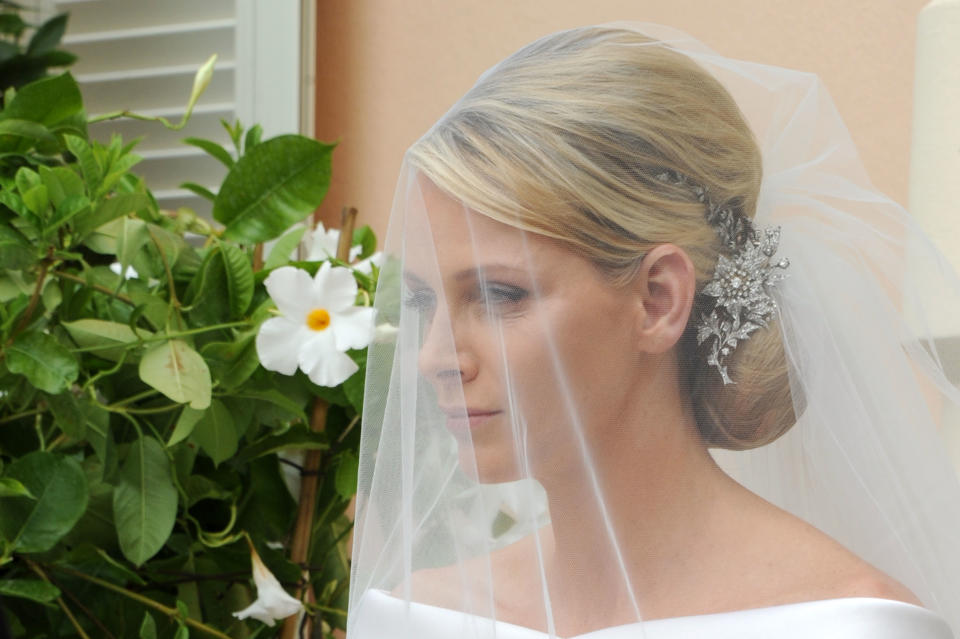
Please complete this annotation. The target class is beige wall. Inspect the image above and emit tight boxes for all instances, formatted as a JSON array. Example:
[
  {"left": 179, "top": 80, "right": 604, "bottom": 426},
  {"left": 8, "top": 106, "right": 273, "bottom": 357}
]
[{"left": 315, "top": 0, "right": 927, "bottom": 238}]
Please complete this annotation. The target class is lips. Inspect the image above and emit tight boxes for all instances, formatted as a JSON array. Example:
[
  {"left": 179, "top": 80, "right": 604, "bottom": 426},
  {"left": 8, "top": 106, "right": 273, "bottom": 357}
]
[{"left": 438, "top": 407, "right": 502, "bottom": 434}]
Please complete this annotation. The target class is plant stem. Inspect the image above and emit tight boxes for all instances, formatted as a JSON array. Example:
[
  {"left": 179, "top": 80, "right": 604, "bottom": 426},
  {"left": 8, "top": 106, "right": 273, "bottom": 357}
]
[
  {"left": 26, "top": 561, "right": 92, "bottom": 639},
  {"left": 147, "top": 225, "right": 179, "bottom": 306},
  {"left": 87, "top": 110, "right": 187, "bottom": 130},
  {"left": 70, "top": 320, "right": 250, "bottom": 354},
  {"left": 52, "top": 270, "right": 136, "bottom": 306},
  {"left": 10, "top": 257, "right": 50, "bottom": 340},
  {"left": 0, "top": 408, "right": 42, "bottom": 425},
  {"left": 106, "top": 388, "right": 160, "bottom": 409},
  {"left": 46, "top": 564, "right": 234, "bottom": 639}
]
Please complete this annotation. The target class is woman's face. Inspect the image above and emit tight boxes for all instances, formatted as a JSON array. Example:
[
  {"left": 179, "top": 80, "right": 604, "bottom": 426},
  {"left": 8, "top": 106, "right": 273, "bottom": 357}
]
[{"left": 403, "top": 182, "right": 650, "bottom": 483}]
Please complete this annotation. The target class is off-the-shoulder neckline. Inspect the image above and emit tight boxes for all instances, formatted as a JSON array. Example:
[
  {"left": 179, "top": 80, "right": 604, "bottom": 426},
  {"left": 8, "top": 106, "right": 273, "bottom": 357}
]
[{"left": 363, "top": 589, "right": 948, "bottom": 639}]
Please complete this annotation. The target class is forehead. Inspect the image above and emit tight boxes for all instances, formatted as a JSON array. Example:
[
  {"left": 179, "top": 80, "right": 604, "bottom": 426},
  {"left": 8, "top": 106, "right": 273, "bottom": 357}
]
[
  {"left": 419, "top": 179, "right": 526, "bottom": 248},
  {"left": 403, "top": 178, "right": 535, "bottom": 282}
]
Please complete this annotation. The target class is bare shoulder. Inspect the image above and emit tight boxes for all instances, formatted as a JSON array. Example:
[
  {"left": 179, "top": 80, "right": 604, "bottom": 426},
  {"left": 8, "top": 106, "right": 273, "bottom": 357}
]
[{"left": 737, "top": 498, "right": 922, "bottom": 608}]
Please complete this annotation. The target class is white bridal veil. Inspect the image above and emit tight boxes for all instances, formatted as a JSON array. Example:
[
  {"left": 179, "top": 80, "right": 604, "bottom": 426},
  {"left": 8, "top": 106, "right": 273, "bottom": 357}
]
[{"left": 347, "top": 23, "right": 960, "bottom": 638}]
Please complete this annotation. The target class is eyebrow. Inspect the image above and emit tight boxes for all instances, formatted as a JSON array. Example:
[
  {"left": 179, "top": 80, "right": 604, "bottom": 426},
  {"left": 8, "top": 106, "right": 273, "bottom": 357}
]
[{"left": 403, "top": 264, "right": 527, "bottom": 287}]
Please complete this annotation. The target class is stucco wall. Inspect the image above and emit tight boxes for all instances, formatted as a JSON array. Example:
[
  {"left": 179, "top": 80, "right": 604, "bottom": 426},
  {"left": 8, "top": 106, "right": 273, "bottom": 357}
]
[{"left": 314, "top": 1, "right": 927, "bottom": 237}]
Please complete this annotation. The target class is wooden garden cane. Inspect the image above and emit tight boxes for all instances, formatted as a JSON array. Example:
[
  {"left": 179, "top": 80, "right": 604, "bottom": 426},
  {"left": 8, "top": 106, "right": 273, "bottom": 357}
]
[{"left": 281, "top": 207, "right": 358, "bottom": 639}]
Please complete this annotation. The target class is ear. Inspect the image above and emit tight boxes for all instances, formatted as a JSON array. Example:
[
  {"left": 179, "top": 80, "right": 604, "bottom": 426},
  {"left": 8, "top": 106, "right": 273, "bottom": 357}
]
[{"left": 632, "top": 244, "right": 697, "bottom": 354}]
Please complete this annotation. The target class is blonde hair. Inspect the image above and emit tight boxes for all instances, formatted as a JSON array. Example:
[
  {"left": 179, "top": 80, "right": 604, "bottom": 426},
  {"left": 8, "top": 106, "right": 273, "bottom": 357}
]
[{"left": 407, "top": 26, "right": 796, "bottom": 449}]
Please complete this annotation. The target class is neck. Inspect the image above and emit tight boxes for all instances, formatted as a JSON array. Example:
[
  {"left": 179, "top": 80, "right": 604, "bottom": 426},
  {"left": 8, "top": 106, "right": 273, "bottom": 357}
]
[{"left": 536, "top": 363, "right": 739, "bottom": 630}]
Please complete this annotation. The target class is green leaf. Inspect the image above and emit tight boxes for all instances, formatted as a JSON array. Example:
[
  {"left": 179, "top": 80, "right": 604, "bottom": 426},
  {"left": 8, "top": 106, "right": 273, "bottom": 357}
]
[
  {"left": 97, "top": 152, "right": 143, "bottom": 198},
  {"left": 190, "top": 399, "right": 237, "bottom": 467},
  {"left": 138, "top": 611, "right": 157, "bottom": 639},
  {"left": 343, "top": 354, "right": 366, "bottom": 414},
  {"left": 6, "top": 330, "right": 79, "bottom": 394},
  {"left": 27, "top": 13, "right": 68, "bottom": 56},
  {"left": 335, "top": 451, "right": 359, "bottom": 499},
  {"left": 0, "top": 451, "right": 88, "bottom": 553},
  {"left": 21, "top": 184, "right": 48, "bottom": 216},
  {"left": 353, "top": 224, "right": 378, "bottom": 259},
  {"left": 184, "top": 248, "right": 229, "bottom": 325},
  {"left": 182, "top": 136, "right": 234, "bottom": 168},
  {"left": 38, "top": 165, "right": 84, "bottom": 209},
  {"left": 46, "top": 391, "right": 87, "bottom": 439},
  {"left": 62, "top": 318, "right": 150, "bottom": 361},
  {"left": 126, "top": 280, "right": 168, "bottom": 330},
  {"left": 0, "top": 190, "right": 38, "bottom": 229},
  {"left": 74, "top": 192, "right": 150, "bottom": 239},
  {"left": 139, "top": 340, "right": 212, "bottom": 409},
  {"left": 0, "top": 223, "right": 34, "bottom": 269},
  {"left": 0, "top": 118, "right": 56, "bottom": 147},
  {"left": 0, "top": 72, "right": 83, "bottom": 129},
  {"left": 264, "top": 225, "right": 305, "bottom": 270},
  {"left": 84, "top": 403, "right": 115, "bottom": 481},
  {"left": 242, "top": 388, "right": 308, "bottom": 424},
  {"left": 202, "top": 334, "right": 259, "bottom": 390},
  {"left": 0, "top": 13, "right": 27, "bottom": 36},
  {"left": 215, "top": 135, "right": 335, "bottom": 243},
  {"left": 220, "top": 242, "right": 253, "bottom": 316},
  {"left": 167, "top": 406, "right": 204, "bottom": 447},
  {"left": 243, "top": 124, "right": 262, "bottom": 153},
  {"left": 115, "top": 216, "right": 149, "bottom": 277},
  {"left": 0, "top": 478, "right": 35, "bottom": 499},
  {"left": 113, "top": 435, "right": 178, "bottom": 566},
  {"left": 180, "top": 181, "right": 215, "bottom": 202},
  {"left": 45, "top": 193, "right": 90, "bottom": 235},
  {"left": 0, "top": 578, "right": 60, "bottom": 604},
  {"left": 64, "top": 134, "right": 102, "bottom": 192},
  {"left": 184, "top": 474, "right": 233, "bottom": 506},
  {"left": 14, "top": 166, "right": 42, "bottom": 193},
  {"left": 235, "top": 425, "right": 328, "bottom": 464}
]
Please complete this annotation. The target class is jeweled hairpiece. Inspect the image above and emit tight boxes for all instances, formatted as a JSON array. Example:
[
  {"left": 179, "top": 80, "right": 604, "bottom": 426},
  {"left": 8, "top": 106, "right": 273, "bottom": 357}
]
[{"left": 656, "top": 170, "right": 789, "bottom": 385}]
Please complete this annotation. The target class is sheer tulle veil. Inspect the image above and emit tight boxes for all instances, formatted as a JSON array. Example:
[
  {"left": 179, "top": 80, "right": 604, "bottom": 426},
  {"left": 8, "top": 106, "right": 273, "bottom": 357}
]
[{"left": 347, "top": 23, "right": 960, "bottom": 637}]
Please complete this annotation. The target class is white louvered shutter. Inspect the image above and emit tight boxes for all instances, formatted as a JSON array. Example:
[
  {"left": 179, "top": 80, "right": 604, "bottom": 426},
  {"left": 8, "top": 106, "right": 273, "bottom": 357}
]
[{"left": 31, "top": 0, "right": 306, "bottom": 219}]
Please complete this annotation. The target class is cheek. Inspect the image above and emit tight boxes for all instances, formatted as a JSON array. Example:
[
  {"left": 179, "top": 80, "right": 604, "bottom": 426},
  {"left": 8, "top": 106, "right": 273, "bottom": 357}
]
[{"left": 512, "top": 298, "right": 637, "bottom": 424}]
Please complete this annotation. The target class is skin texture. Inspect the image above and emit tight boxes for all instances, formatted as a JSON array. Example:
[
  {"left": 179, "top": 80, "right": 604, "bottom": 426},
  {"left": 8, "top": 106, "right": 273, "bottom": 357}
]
[{"left": 400, "top": 179, "right": 919, "bottom": 635}]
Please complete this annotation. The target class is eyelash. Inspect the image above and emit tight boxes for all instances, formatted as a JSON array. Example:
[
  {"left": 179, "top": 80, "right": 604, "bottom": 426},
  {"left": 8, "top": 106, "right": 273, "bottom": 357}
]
[
  {"left": 402, "top": 288, "right": 436, "bottom": 311},
  {"left": 401, "top": 283, "right": 529, "bottom": 313},
  {"left": 474, "top": 284, "right": 528, "bottom": 306}
]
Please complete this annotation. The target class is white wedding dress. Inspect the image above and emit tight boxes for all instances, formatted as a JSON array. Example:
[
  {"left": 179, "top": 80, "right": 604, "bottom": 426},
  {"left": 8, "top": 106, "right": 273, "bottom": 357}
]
[{"left": 350, "top": 589, "right": 953, "bottom": 638}]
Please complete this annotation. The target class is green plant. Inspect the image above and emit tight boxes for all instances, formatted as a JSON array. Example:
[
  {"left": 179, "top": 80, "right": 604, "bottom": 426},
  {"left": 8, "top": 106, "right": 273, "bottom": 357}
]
[
  {"left": 0, "top": 7, "right": 75, "bottom": 98},
  {"left": 0, "top": 33, "right": 375, "bottom": 639}
]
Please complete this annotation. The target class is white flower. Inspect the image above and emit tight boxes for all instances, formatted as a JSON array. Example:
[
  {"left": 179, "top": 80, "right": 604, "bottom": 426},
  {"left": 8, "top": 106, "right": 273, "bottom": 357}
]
[
  {"left": 256, "top": 263, "right": 376, "bottom": 387},
  {"left": 373, "top": 322, "right": 398, "bottom": 343},
  {"left": 353, "top": 250, "right": 384, "bottom": 276},
  {"left": 232, "top": 544, "right": 303, "bottom": 626},
  {"left": 109, "top": 262, "right": 138, "bottom": 279},
  {"left": 304, "top": 222, "right": 362, "bottom": 262}
]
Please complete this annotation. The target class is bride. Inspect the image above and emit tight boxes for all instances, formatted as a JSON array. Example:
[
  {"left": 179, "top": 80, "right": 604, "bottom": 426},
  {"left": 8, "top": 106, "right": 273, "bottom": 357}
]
[{"left": 346, "top": 24, "right": 960, "bottom": 637}]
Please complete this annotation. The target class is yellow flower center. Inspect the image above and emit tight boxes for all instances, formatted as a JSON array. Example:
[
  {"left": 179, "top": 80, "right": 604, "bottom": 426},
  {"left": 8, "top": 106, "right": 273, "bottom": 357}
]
[{"left": 306, "top": 308, "right": 331, "bottom": 331}]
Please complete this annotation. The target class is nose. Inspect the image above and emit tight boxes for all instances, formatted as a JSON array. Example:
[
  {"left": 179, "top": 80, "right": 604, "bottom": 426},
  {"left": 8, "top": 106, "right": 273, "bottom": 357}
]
[{"left": 416, "top": 307, "right": 478, "bottom": 387}]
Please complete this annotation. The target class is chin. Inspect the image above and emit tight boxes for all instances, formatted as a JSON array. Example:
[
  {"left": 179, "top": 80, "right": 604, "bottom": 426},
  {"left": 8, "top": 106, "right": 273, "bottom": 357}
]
[{"left": 457, "top": 443, "right": 524, "bottom": 484}]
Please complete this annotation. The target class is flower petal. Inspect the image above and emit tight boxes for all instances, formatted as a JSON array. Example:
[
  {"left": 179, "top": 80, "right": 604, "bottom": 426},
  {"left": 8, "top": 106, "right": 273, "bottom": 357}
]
[
  {"left": 256, "top": 317, "right": 304, "bottom": 375},
  {"left": 233, "top": 599, "right": 283, "bottom": 626},
  {"left": 264, "top": 267, "right": 316, "bottom": 319},
  {"left": 299, "top": 330, "right": 359, "bottom": 386},
  {"left": 233, "top": 548, "right": 303, "bottom": 626},
  {"left": 354, "top": 251, "right": 384, "bottom": 275},
  {"left": 332, "top": 306, "right": 377, "bottom": 351},
  {"left": 311, "top": 261, "right": 358, "bottom": 310},
  {"left": 305, "top": 224, "right": 340, "bottom": 261}
]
